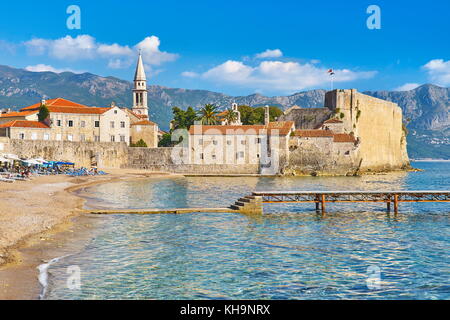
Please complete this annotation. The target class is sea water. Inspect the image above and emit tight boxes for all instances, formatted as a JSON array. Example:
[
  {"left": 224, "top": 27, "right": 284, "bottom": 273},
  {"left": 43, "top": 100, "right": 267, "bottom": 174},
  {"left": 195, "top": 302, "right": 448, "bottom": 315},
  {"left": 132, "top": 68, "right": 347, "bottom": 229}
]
[{"left": 42, "top": 162, "right": 450, "bottom": 299}]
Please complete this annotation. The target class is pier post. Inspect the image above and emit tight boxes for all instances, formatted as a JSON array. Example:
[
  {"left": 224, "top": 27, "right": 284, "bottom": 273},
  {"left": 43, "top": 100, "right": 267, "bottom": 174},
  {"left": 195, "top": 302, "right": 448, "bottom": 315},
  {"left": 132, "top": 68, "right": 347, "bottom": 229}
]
[
  {"left": 320, "top": 194, "right": 326, "bottom": 215},
  {"left": 393, "top": 194, "right": 399, "bottom": 215},
  {"left": 387, "top": 197, "right": 391, "bottom": 212},
  {"left": 315, "top": 195, "right": 320, "bottom": 211}
]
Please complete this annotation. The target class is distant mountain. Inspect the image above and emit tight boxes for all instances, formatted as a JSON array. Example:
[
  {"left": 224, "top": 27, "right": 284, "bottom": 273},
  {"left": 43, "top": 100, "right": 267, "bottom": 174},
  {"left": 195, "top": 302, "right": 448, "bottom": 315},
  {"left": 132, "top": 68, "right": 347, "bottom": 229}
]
[{"left": 0, "top": 65, "right": 449, "bottom": 158}]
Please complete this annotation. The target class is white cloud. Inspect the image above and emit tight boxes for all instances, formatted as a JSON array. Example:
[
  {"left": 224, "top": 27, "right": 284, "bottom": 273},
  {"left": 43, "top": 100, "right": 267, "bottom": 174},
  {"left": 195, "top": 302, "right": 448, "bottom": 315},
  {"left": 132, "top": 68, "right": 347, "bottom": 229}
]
[
  {"left": 24, "top": 34, "right": 178, "bottom": 69},
  {"left": 196, "top": 59, "right": 376, "bottom": 93},
  {"left": 394, "top": 83, "right": 421, "bottom": 91},
  {"left": 181, "top": 71, "right": 199, "bottom": 78},
  {"left": 255, "top": 49, "right": 283, "bottom": 59},
  {"left": 25, "top": 64, "right": 82, "bottom": 74},
  {"left": 98, "top": 43, "right": 133, "bottom": 57},
  {"left": 422, "top": 59, "right": 450, "bottom": 86},
  {"left": 134, "top": 36, "right": 179, "bottom": 67},
  {"left": 25, "top": 35, "right": 97, "bottom": 60}
]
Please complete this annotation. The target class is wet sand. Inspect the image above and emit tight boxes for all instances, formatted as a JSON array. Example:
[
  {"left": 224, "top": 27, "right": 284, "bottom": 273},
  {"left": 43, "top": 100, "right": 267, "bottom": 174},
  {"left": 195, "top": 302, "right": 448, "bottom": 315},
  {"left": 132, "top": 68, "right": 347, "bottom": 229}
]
[{"left": 0, "top": 169, "right": 178, "bottom": 300}]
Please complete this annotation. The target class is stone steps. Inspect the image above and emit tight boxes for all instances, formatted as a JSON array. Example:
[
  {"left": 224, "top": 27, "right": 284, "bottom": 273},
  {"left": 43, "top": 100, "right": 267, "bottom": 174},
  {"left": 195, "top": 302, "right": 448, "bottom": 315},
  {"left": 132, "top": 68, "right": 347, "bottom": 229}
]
[{"left": 229, "top": 195, "right": 263, "bottom": 214}]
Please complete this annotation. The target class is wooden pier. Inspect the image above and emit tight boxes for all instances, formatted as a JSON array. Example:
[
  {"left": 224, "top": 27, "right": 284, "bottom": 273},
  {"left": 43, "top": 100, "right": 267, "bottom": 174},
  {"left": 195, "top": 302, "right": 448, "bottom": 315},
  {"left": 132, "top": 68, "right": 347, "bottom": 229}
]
[
  {"left": 86, "top": 191, "right": 450, "bottom": 216},
  {"left": 248, "top": 190, "right": 450, "bottom": 215}
]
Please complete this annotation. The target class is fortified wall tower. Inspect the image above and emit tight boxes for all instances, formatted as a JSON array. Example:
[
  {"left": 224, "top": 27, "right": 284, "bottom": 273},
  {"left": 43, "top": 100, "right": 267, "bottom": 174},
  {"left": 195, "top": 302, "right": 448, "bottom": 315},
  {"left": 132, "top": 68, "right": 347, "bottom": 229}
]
[{"left": 324, "top": 89, "right": 410, "bottom": 172}]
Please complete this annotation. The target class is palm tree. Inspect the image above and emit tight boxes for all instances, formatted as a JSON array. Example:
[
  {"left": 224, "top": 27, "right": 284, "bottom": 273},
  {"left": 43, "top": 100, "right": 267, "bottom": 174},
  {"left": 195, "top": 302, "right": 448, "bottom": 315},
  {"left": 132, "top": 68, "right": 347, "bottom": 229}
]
[
  {"left": 224, "top": 108, "right": 238, "bottom": 124},
  {"left": 198, "top": 104, "right": 219, "bottom": 125}
]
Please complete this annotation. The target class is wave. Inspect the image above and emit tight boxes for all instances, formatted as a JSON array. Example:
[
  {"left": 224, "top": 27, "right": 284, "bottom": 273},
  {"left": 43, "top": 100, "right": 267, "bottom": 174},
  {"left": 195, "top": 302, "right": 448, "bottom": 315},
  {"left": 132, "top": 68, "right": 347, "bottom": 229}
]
[{"left": 37, "top": 254, "right": 72, "bottom": 300}]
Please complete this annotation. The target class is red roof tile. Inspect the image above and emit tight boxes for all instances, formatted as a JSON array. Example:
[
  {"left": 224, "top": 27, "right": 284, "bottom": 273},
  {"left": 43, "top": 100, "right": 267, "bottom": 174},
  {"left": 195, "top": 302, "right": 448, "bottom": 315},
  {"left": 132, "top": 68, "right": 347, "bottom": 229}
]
[
  {"left": 46, "top": 106, "right": 110, "bottom": 115},
  {"left": 0, "top": 110, "right": 38, "bottom": 118},
  {"left": 131, "top": 120, "right": 157, "bottom": 126},
  {"left": 324, "top": 118, "right": 343, "bottom": 124},
  {"left": 189, "top": 122, "right": 294, "bottom": 136},
  {"left": 21, "top": 98, "right": 90, "bottom": 111},
  {"left": 0, "top": 120, "right": 49, "bottom": 129},
  {"left": 294, "top": 129, "right": 334, "bottom": 138},
  {"left": 333, "top": 133, "right": 356, "bottom": 143}
]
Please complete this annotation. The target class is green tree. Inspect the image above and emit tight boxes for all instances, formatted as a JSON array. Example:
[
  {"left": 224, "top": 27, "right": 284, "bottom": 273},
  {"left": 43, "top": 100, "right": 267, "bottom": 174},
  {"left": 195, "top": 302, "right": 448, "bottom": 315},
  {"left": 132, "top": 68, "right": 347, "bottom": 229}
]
[
  {"left": 238, "top": 105, "right": 253, "bottom": 124},
  {"left": 223, "top": 108, "right": 238, "bottom": 124},
  {"left": 243, "top": 106, "right": 284, "bottom": 125},
  {"left": 158, "top": 133, "right": 173, "bottom": 147},
  {"left": 131, "top": 139, "right": 147, "bottom": 147},
  {"left": 38, "top": 104, "right": 50, "bottom": 122},
  {"left": 171, "top": 106, "right": 198, "bottom": 131},
  {"left": 198, "top": 103, "right": 219, "bottom": 125}
]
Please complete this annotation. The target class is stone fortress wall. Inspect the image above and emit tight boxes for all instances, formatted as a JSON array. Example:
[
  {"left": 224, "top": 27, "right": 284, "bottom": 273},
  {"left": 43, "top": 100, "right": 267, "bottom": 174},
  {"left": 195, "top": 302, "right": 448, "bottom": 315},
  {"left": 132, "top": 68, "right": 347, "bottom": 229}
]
[{"left": 324, "top": 89, "right": 410, "bottom": 172}]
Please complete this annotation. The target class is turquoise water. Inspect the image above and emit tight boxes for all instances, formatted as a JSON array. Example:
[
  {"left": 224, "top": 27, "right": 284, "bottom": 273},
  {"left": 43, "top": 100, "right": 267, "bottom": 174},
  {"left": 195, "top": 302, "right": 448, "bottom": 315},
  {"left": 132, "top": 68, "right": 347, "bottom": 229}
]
[{"left": 44, "top": 162, "right": 450, "bottom": 299}]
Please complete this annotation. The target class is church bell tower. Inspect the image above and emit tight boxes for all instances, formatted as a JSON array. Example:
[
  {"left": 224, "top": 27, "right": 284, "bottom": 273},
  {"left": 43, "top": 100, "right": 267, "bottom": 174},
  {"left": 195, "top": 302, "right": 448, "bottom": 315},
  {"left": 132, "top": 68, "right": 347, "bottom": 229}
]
[{"left": 132, "top": 52, "right": 149, "bottom": 118}]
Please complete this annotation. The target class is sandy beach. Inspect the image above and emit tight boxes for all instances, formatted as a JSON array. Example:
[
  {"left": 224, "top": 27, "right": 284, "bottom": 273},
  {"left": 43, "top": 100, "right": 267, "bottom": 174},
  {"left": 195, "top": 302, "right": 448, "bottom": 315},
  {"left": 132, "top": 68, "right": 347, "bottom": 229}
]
[{"left": 0, "top": 169, "right": 177, "bottom": 300}]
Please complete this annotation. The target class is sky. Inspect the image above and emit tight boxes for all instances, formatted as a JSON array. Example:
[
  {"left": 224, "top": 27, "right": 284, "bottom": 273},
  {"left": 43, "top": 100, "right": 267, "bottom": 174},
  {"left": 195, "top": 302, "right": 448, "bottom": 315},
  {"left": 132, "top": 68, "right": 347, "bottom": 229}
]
[{"left": 0, "top": 0, "right": 449, "bottom": 96}]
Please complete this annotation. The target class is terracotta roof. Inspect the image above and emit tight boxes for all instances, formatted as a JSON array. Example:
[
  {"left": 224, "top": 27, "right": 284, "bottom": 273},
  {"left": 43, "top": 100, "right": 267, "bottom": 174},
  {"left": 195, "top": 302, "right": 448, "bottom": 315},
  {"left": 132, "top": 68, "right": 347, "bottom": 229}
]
[
  {"left": 294, "top": 129, "right": 334, "bottom": 138},
  {"left": 0, "top": 120, "right": 49, "bottom": 129},
  {"left": 0, "top": 110, "right": 38, "bottom": 118},
  {"left": 131, "top": 120, "right": 157, "bottom": 126},
  {"left": 124, "top": 108, "right": 149, "bottom": 120},
  {"left": 189, "top": 122, "right": 294, "bottom": 136},
  {"left": 333, "top": 133, "right": 356, "bottom": 143},
  {"left": 324, "top": 118, "right": 343, "bottom": 124},
  {"left": 46, "top": 106, "right": 111, "bottom": 115},
  {"left": 21, "top": 98, "right": 90, "bottom": 111}
]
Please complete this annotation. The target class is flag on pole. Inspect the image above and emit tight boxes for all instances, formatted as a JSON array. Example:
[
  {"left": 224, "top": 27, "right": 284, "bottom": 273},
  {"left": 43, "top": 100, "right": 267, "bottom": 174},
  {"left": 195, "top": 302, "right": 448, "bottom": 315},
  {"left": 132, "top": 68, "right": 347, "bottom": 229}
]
[{"left": 327, "top": 69, "right": 335, "bottom": 76}]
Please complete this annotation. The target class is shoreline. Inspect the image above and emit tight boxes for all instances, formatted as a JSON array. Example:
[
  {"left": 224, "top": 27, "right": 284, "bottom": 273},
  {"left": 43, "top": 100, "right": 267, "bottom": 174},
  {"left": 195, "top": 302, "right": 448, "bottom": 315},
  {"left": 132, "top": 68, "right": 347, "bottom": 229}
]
[{"left": 0, "top": 169, "right": 180, "bottom": 300}]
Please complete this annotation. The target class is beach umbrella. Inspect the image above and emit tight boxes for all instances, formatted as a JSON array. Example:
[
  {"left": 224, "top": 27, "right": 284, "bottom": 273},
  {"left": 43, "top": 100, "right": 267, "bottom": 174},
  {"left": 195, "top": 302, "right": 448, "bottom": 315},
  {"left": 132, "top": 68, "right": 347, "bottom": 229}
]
[
  {"left": 4, "top": 154, "right": 20, "bottom": 161},
  {"left": 0, "top": 155, "right": 11, "bottom": 163}
]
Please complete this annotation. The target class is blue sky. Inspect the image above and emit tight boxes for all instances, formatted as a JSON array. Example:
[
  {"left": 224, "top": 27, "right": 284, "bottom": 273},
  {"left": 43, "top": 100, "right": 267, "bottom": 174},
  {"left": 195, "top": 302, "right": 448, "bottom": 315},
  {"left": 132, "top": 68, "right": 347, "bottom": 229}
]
[{"left": 0, "top": 0, "right": 449, "bottom": 96}]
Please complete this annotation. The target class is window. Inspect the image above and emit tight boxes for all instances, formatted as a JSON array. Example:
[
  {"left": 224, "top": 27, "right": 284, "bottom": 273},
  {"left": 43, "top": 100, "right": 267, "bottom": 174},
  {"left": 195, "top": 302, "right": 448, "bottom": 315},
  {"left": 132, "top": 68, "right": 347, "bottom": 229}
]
[
  {"left": 94, "top": 135, "right": 100, "bottom": 142},
  {"left": 198, "top": 139, "right": 203, "bottom": 145},
  {"left": 256, "top": 138, "right": 261, "bottom": 144},
  {"left": 68, "top": 120, "right": 73, "bottom": 127},
  {"left": 67, "top": 134, "right": 73, "bottom": 141},
  {"left": 57, "top": 120, "right": 62, "bottom": 127},
  {"left": 236, "top": 151, "right": 244, "bottom": 159},
  {"left": 120, "top": 135, "right": 126, "bottom": 142},
  {"left": 110, "top": 121, "right": 115, "bottom": 129},
  {"left": 56, "top": 134, "right": 62, "bottom": 141},
  {"left": 94, "top": 121, "right": 100, "bottom": 128},
  {"left": 80, "top": 134, "right": 86, "bottom": 142},
  {"left": 212, "top": 154, "right": 216, "bottom": 160},
  {"left": 43, "top": 133, "right": 50, "bottom": 141},
  {"left": 200, "top": 153, "right": 204, "bottom": 160},
  {"left": 213, "top": 140, "right": 218, "bottom": 145},
  {"left": 19, "top": 133, "right": 25, "bottom": 140},
  {"left": 120, "top": 121, "right": 126, "bottom": 128},
  {"left": 227, "top": 140, "right": 232, "bottom": 145},
  {"left": 257, "top": 154, "right": 260, "bottom": 158},
  {"left": 241, "top": 140, "right": 246, "bottom": 145},
  {"left": 81, "top": 121, "right": 86, "bottom": 128},
  {"left": 114, "top": 110, "right": 118, "bottom": 114},
  {"left": 110, "top": 135, "right": 115, "bottom": 142},
  {"left": 31, "top": 133, "right": 37, "bottom": 140}
]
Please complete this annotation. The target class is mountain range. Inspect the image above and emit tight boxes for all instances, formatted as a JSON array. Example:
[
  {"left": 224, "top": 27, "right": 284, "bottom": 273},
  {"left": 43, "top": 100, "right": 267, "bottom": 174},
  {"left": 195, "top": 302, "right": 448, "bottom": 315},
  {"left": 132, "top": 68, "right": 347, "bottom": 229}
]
[{"left": 0, "top": 65, "right": 449, "bottom": 159}]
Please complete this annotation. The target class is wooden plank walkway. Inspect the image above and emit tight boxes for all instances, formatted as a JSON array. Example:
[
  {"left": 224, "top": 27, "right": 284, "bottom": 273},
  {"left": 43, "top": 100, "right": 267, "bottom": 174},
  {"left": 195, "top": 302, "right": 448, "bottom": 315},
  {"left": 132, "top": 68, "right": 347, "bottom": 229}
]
[
  {"left": 252, "top": 190, "right": 450, "bottom": 214},
  {"left": 86, "top": 207, "right": 236, "bottom": 215}
]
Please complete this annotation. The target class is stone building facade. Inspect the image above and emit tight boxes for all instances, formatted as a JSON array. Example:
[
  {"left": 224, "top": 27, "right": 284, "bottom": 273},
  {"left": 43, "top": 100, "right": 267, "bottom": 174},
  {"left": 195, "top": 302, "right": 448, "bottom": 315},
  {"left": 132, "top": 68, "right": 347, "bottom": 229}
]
[{"left": 0, "top": 54, "right": 159, "bottom": 148}]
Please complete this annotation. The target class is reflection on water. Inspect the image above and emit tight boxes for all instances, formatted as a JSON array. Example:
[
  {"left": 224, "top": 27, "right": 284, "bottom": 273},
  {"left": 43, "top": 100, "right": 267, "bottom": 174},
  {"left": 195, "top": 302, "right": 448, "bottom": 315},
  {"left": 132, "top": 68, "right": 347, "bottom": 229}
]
[{"left": 46, "top": 162, "right": 450, "bottom": 300}]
